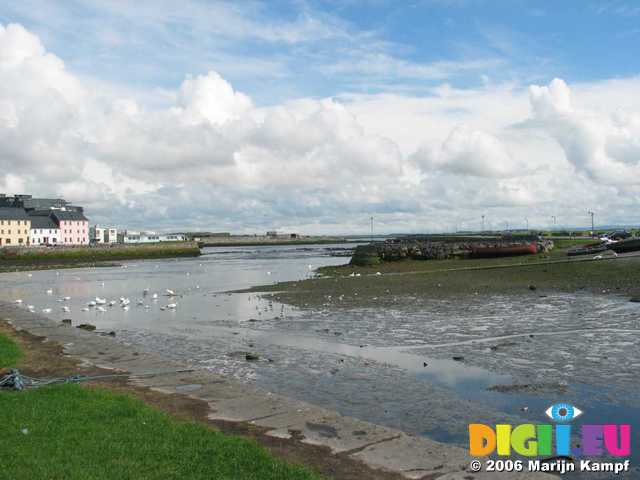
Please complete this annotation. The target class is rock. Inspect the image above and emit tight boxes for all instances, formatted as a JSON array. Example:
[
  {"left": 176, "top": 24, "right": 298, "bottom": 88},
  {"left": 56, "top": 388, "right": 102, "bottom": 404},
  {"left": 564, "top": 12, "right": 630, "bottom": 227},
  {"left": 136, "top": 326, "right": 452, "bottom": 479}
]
[
  {"left": 452, "top": 356, "right": 464, "bottom": 361},
  {"left": 76, "top": 323, "right": 96, "bottom": 331},
  {"left": 630, "top": 297, "right": 640, "bottom": 303},
  {"left": 61, "top": 319, "right": 72, "bottom": 325},
  {"left": 529, "top": 284, "right": 537, "bottom": 291},
  {"left": 108, "top": 331, "right": 116, "bottom": 337},
  {"left": 245, "top": 353, "right": 260, "bottom": 361},
  {"left": 248, "top": 318, "right": 258, "bottom": 322},
  {"left": 423, "top": 362, "right": 428, "bottom": 367}
]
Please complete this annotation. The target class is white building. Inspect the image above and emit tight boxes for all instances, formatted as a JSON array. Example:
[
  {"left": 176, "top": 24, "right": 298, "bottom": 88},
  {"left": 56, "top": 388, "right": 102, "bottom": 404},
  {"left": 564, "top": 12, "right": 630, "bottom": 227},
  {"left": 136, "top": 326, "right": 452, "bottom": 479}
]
[
  {"left": 90, "top": 225, "right": 118, "bottom": 244},
  {"left": 29, "top": 216, "right": 60, "bottom": 246},
  {"left": 123, "top": 231, "right": 186, "bottom": 244}
]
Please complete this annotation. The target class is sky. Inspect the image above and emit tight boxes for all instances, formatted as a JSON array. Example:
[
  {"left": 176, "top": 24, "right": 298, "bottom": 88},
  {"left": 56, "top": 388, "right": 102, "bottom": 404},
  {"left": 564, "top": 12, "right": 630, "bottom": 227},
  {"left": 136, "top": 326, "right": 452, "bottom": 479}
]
[{"left": 1, "top": 0, "right": 640, "bottom": 234}]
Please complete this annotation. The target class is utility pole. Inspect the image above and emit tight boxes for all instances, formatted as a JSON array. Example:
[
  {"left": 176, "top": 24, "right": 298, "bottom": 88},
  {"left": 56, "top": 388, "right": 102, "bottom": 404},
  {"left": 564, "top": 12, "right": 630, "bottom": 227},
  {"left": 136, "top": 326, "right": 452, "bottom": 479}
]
[
  {"left": 551, "top": 216, "right": 556, "bottom": 228},
  {"left": 370, "top": 216, "right": 374, "bottom": 241},
  {"left": 588, "top": 211, "right": 595, "bottom": 237},
  {"left": 481, "top": 215, "right": 485, "bottom": 232},
  {"left": 525, "top": 217, "right": 529, "bottom": 230}
]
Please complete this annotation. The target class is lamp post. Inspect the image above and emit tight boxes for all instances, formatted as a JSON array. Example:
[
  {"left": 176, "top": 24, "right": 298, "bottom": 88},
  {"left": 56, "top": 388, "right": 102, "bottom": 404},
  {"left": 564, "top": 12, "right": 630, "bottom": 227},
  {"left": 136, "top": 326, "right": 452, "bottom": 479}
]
[{"left": 588, "top": 211, "right": 595, "bottom": 237}]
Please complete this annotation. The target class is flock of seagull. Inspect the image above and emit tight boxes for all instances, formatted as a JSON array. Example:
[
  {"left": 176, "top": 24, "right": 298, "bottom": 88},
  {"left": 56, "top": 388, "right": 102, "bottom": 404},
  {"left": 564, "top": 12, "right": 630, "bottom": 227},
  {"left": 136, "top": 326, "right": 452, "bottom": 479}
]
[
  {"left": 13, "top": 288, "right": 182, "bottom": 315},
  {"left": 12, "top": 262, "right": 321, "bottom": 318}
]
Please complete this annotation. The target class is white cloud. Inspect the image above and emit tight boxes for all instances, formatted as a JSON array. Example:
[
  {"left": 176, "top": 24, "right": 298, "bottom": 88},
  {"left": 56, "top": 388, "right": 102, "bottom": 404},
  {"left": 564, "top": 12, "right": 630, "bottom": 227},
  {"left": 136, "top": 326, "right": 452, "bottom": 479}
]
[
  {"left": 526, "top": 78, "right": 640, "bottom": 185},
  {"left": 2, "top": 22, "right": 640, "bottom": 233},
  {"left": 175, "top": 71, "right": 253, "bottom": 126},
  {"left": 411, "top": 126, "right": 520, "bottom": 178},
  {"left": 321, "top": 52, "right": 503, "bottom": 81}
]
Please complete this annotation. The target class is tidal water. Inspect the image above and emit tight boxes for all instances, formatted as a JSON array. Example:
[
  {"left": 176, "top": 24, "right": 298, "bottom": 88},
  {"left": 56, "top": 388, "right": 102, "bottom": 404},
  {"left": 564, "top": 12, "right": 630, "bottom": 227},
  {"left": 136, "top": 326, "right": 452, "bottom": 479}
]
[{"left": 1, "top": 243, "right": 639, "bottom": 476}]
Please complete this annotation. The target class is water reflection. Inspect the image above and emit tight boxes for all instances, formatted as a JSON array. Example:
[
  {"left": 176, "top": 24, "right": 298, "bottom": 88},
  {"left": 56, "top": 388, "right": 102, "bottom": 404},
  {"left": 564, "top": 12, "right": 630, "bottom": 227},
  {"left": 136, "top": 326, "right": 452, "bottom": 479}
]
[{"left": 2, "top": 243, "right": 640, "bottom": 473}]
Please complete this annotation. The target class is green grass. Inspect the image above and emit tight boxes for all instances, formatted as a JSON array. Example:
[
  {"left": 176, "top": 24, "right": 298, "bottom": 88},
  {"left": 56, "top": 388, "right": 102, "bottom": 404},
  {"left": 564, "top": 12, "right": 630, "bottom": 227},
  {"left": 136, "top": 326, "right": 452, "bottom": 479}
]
[
  {"left": 0, "top": 242, "right": 201, "bottom": 267},
  {"left": 549, "top": 237, "right": 599, "bottom": 249},
  {"left": 0, "top": 333, "right": 22, "bottom": 367},
  {"left": 0, "top": 334, "right": 321, "bottom": 480}
]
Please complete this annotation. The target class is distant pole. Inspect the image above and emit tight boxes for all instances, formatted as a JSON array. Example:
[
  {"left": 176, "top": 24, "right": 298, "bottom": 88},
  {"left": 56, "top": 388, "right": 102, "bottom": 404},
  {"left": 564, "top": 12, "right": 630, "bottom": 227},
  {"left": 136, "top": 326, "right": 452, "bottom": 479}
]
[
  {"left": 588, "top": 210, "right": 595, "bottom": 237},
  {"left": 481, "top": 215, "right": 485, "bottom": 232},
  {"left": 370, "top": 216, "right": 374, "bottom": 240},
  {"left": 525, "top": 217, "right": 529, "bottom": 230},
  {"left": 552, "top": 216, "right": 556, "bottom": 228}
]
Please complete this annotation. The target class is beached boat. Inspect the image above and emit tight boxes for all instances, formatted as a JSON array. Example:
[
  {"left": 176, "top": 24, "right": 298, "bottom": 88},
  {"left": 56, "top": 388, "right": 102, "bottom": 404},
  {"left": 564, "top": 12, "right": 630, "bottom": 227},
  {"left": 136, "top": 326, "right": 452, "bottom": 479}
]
[
  {"left": 567, "top": 242, "right": 608, "bottom": 257},
  {"left": 470, "top": 243, "right": 538, "bottom": 258},
  {"left": 609, "top": 238, "right": 640, "bottom": 254}
]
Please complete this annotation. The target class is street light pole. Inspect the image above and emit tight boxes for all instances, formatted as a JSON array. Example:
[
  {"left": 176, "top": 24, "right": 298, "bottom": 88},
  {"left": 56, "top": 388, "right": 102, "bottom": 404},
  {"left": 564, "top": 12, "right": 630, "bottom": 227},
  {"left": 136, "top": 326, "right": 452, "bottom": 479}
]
[
  {"left": 481, "top": 215, "right": 485, "bottom": 232},
  {"left": 370, "top": 216, "right": 374, "bottom": 241},
  {"left": 525, "top": 217, "right": 529, "bottom": 230},
  {"left": 588, "top": 211, "right": 595, "bottom": 237}
]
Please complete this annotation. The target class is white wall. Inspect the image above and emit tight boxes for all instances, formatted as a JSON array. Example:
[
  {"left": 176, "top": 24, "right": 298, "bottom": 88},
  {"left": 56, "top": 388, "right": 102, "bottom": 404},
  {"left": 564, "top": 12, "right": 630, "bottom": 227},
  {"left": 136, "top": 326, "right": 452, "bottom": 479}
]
[
  {"left": 124, "top": 233, "right": 185, "bottom": 243},
  {"left": 30, "top": 228, "right": 60, "bottom": 246}
]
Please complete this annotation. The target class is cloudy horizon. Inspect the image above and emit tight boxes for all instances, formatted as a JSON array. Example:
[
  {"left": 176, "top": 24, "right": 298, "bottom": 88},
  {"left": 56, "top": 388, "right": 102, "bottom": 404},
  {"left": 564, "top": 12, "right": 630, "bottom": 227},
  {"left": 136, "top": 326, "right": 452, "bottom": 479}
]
[{"left": 2, "top": 1, "right": 640, "bottom": 234}]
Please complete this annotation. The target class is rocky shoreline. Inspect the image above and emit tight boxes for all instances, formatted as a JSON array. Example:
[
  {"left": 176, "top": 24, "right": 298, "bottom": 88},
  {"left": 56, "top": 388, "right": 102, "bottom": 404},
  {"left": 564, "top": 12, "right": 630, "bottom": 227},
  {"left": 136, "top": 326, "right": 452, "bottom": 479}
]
[{"left": 351, "top": 237, "right": 554, "bottom": 266}]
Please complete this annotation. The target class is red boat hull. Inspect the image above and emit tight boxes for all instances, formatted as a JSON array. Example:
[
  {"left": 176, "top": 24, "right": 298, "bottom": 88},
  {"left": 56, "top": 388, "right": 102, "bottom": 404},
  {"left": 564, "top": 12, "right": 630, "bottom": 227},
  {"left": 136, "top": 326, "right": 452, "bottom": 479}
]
[{"left": 470, "top": 243, "right": 538, "bottom": 258}]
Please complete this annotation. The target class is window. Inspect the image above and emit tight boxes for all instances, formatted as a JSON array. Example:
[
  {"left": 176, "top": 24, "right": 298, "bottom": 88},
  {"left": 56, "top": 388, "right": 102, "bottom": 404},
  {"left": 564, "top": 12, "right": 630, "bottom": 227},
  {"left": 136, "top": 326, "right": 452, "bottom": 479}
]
[
  {"left": 6, "top": 238, "right": 10, "bottom": 244},
  {"left": 18, "top": 238, "right": 23, "bottom": 244}
]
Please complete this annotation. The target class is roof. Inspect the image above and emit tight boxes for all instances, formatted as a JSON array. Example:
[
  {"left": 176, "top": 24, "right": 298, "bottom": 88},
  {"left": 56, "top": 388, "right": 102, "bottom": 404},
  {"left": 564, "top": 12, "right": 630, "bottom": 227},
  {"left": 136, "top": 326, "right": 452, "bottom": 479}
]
[
  {"left": 30, "top": 216, "right": 59, "bottom": 229},
  {"left": 0, "top": 208, "right": 30, "bottom": 220},
  {"left": 50, "top": 210, "right": 88, "bottom": 222}
]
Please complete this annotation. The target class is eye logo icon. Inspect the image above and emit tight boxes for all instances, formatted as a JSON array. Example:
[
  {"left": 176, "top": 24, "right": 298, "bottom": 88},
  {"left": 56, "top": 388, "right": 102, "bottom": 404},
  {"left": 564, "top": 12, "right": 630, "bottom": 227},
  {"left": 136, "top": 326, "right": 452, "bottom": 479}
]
[{"left": 545, "top": 403, "right": 583, "bottom": 422}]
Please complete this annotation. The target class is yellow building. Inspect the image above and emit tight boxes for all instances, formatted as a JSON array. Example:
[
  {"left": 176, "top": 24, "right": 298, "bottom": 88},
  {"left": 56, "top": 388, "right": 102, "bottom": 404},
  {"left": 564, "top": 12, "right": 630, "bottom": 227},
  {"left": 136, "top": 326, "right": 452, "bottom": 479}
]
[{"left": 0, "top": 208, "right": 31, "bottom": 247}]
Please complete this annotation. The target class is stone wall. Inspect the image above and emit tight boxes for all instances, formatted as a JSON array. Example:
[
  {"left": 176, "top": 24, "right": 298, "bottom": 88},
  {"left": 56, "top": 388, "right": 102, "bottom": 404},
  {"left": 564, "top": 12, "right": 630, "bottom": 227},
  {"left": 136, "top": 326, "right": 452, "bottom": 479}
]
[{"left": 351, "top": 237, "right": 553, "bottom": 266}]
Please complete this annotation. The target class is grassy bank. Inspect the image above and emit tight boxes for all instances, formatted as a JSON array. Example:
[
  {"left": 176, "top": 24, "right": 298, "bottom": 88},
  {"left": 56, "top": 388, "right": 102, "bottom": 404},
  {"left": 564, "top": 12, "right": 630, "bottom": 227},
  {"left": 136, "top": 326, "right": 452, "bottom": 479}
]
[
  {"left": 0, "top": 242, "right": 200, "bottom": 271},
  {"left": 0, "top": 331, "right": 321, "bottom": 480},
  {"left": 246, "top": 240, "right": 640, "bottom": 308},
  {"left": 0, "top": 333, "right": 22, "bottom": 366}
]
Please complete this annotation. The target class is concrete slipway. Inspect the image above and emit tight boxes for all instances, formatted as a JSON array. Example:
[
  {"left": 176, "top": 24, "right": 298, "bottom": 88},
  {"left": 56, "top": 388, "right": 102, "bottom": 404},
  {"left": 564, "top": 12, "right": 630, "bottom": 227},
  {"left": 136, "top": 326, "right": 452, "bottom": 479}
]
[{"left": 1, "top": 302, "right": 555, "bottom": 479}]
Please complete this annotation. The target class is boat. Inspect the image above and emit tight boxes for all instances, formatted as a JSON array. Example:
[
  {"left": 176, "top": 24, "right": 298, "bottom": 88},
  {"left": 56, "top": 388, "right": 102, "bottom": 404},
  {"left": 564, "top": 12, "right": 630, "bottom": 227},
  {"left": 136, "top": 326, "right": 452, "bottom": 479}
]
[
  {"left": 470, "top": 242, "right": 538, "bottom": 258},
  {"left": 567, "top": 242, "right": 608, "bottom": 257},
  {"left": 609, "top": 238, "right": 640, "bottom": 254}
]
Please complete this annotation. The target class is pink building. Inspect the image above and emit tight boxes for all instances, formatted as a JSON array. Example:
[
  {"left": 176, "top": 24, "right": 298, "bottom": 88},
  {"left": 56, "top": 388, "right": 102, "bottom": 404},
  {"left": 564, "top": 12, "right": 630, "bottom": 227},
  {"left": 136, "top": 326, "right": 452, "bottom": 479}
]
[{"left": 51, "top": 211, "right": 89, "bottom": 245}]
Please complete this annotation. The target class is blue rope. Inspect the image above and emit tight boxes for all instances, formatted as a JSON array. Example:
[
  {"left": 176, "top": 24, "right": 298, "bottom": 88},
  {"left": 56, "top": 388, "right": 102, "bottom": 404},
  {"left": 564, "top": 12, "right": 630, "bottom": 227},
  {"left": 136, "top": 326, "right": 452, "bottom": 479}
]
[{"left": 0, "top": 368, "right": 195, "bottom": 391}]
